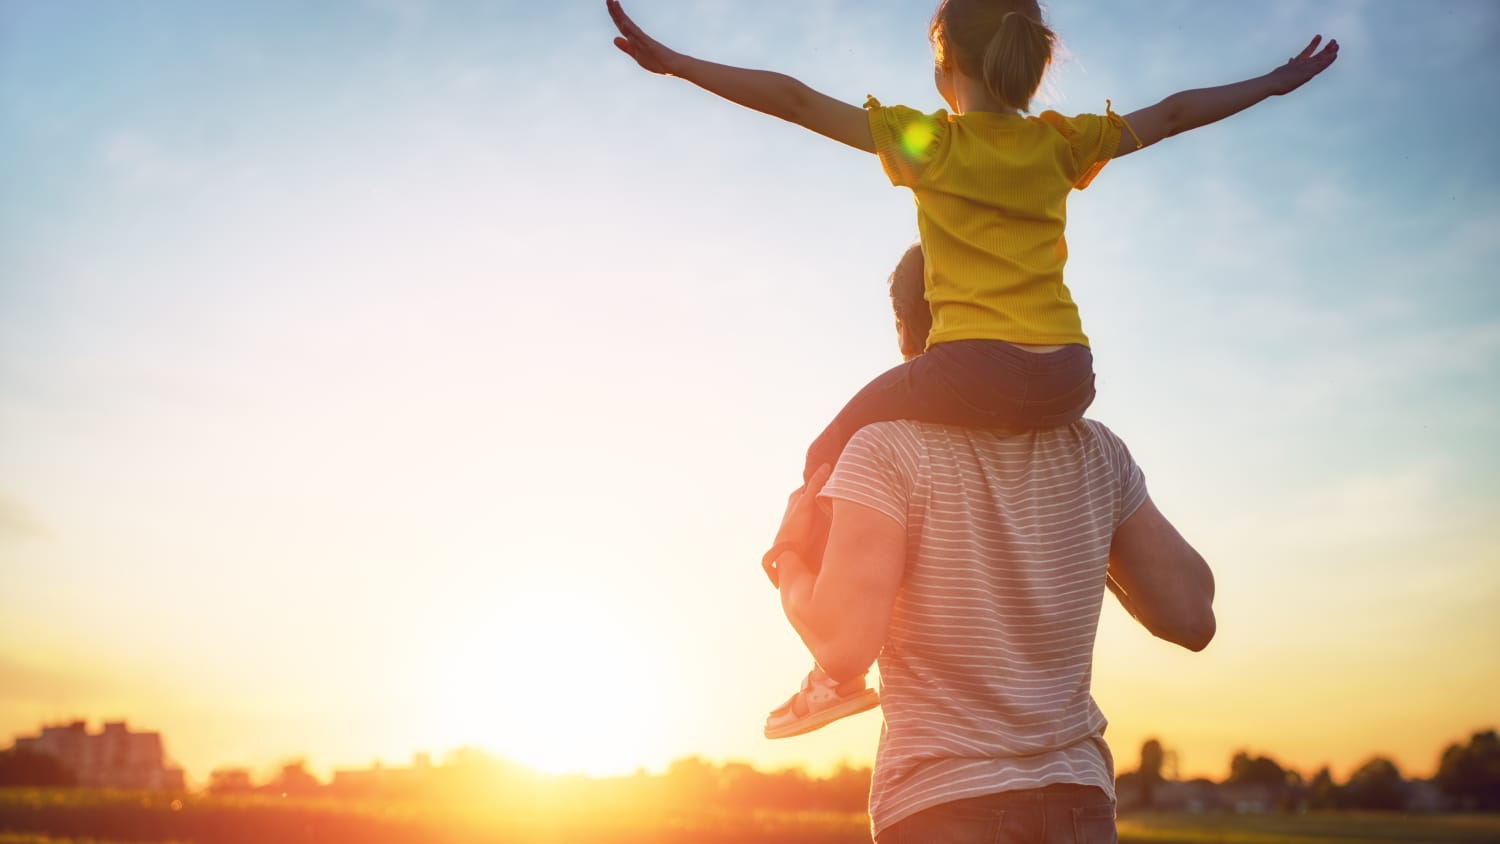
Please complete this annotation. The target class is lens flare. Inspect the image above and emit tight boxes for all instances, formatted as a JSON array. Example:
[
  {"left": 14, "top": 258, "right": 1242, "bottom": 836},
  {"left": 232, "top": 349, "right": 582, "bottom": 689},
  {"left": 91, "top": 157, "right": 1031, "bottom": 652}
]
[{"left": 900, "top": 118, "right": 938, "bottom": 162}]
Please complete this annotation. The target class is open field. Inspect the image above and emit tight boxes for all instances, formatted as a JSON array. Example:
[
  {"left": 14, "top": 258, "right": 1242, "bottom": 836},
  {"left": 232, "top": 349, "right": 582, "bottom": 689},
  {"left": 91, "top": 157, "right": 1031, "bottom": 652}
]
[
  {"left": 3, "top": 790, "right": 1499, "bottom": 843},
  {"left": 1116, "top": 811, "right": 1500, "bottom": 843},
  {"left": 1, "top": 789, "right": 869, "bottom": 844}
]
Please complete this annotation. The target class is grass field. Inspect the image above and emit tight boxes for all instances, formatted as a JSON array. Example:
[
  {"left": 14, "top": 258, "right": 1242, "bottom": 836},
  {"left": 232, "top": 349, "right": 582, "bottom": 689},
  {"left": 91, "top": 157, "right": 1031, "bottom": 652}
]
[
  {"left": 1116, "top": 811, "right": 1500, "bottom": 843},
  {"left": 3, "top": 790, "right": 1498, "bottom": 843}
]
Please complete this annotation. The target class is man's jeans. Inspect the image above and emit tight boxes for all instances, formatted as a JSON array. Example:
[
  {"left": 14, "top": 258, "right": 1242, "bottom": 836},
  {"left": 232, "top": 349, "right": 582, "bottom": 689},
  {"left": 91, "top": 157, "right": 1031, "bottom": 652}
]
[{"left": 875, "top": 784, "right": 1116, "bottom": 844}]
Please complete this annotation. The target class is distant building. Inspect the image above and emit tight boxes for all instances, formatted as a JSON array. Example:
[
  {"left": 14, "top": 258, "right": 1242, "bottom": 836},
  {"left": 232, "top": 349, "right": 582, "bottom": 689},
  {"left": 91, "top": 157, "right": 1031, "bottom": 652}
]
[
  {"left": 208, "top": 767, "right": 255, "bottom": 794},
  {"left": 330, "top": 752, "right": 434, "bottom": 798},
  {"left": 1116, "top": 775, "right": 1226, "bottom": 813},
  {"left": 11, "top": 720, "right": 185, "bottom": 791},
  {"left": 1405, "top": 779, "right": 1449, "bottom": 813}
]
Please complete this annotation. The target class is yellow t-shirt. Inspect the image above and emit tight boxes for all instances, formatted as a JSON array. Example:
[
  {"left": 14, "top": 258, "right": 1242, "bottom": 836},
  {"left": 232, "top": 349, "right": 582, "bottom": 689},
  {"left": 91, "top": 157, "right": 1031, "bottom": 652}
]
[{"left": 866, "top": 99, "right": 1129, "bottom": 349}]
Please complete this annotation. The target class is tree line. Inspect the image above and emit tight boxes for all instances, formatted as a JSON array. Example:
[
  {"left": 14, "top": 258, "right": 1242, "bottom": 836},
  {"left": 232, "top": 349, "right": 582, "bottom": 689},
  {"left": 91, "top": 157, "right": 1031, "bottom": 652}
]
[
  {"left": 1119, "top": 729, "right": 1500, "bottom": 813},
  {"left": 3, "top": 727, "right": 1497, "bottom": 815}
]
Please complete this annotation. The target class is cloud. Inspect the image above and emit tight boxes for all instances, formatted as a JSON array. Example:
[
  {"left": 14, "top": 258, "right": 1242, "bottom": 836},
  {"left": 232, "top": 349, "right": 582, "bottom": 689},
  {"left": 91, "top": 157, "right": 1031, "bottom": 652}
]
[
  {"left": 1189, "top": 297, "right": 1500, "bottom": 412},
  {"left": 0, "top": 492, "right": 48, "bottom": 542},
  {"left": 1243, "top": 456, "right": 1453, "bottom": 552},
  {"left": 360, "top": 0, "right": 430, "bottom": 28},
  {"left": 1293, "top": 178, "right": 1360, "bottom": 218},
  {"left": 0, "top": 650, "right": 117, "bottom": 705},
  {"left": 102, "top": 129, "right": 201, "bottom": 190}
]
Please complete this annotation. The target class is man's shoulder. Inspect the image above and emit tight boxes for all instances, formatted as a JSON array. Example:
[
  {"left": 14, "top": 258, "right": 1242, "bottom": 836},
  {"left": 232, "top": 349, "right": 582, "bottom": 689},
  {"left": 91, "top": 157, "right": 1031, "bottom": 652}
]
[
  {"left": 864, "top": 418, "right": 1118, "bottom": 442},
  {"left": 844, "top": 420, "right": 925, "bottom": 462},
  {"left": 852, "top": 419, "right": 925, "bottom": 441},
  {"left": 1077, "top": 418, "right": 1122, "bottom": 444},
  {"left": 848, "top": 419, "right": 1128, "bottom": 454},
  {"left": 859, "top": 419, "right": 1134, "bottom": 475},
  {"left": 1075, "top": 418, "right": 1131, "bottom": 459}
]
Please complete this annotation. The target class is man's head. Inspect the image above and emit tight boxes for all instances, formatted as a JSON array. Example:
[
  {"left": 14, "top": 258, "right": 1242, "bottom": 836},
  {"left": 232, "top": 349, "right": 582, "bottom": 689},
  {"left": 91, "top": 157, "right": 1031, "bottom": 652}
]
[{"left": 890, "top": 244, "right": 931, "bottom": 361}]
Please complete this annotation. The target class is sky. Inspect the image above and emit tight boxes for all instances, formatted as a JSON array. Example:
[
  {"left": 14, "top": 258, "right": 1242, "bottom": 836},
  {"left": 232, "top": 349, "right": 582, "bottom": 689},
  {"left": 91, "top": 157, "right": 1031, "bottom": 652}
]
[{"left": 1, "top": 0, "right": 1497, "bottom": 788}]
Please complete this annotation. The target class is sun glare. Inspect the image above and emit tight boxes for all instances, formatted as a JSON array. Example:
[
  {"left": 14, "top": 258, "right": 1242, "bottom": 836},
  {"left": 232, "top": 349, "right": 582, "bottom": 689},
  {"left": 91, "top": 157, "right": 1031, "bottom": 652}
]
[{"left": 435, "top": 580, "right": 669, "bottom": 777}]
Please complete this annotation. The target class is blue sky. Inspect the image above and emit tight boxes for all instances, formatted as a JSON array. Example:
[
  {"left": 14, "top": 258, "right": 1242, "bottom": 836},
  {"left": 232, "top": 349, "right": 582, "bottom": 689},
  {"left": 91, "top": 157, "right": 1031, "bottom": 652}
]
[{"left": 2, "top": 1, "right": 1497, "bottom": 783}]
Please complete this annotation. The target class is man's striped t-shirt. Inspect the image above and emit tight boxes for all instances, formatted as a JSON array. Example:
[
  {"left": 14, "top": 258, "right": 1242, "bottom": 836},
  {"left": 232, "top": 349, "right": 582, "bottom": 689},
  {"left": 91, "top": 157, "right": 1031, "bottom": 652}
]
[{"left": 819, "top": 418, "right": 1148, "bottom": 835}]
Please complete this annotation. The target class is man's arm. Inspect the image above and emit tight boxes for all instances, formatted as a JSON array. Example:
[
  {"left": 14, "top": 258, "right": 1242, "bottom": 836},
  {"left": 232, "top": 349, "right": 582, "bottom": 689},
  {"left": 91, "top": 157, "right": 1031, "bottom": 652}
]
[
  {"left": 775, "top": 498, "right": 905, "bottom": 683},
  {"left": 1115, "top": 35, "right": 1339, "bottom": 158},
  {"left": 1106, "top": 495, "right": 1216, "bottom": 651}
]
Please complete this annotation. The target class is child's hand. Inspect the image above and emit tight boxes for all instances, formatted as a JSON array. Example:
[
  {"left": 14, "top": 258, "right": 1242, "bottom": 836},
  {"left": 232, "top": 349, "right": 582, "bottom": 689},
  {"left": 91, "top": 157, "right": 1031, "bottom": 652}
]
[
  {"left": 1267, "top": 35, "right": 1339, "bottom": 96},
  {"left": 762, "top": 464, "right": 832, "bottom": 587},
  {"left": 607, "top": 0, "right": 683, "bottom": 76}
]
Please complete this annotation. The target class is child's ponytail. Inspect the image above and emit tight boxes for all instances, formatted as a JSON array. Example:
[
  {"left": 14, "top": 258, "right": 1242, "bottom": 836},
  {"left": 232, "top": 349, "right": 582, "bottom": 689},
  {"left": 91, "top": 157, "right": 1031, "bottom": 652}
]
[
  {"left": 931, "top": 0, "right": 1054, "bottom": 113},
  {"left": 983, "top": 11, "right": 1054, "bottom": 112}
]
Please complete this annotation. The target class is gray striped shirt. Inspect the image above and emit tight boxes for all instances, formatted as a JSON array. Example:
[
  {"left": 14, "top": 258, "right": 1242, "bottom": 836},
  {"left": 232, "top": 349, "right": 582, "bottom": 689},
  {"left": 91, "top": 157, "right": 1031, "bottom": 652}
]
[{"left": 820, "top": 419, "right": 1147, "bottom": 835}]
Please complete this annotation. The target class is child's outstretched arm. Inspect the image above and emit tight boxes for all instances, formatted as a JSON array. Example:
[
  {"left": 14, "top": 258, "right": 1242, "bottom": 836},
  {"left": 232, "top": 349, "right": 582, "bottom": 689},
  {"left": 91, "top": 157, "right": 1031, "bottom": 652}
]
[
  {"left": 1114, "top": 35, "right": 1339, "bottom": 158},
  {"left": 607, "top": 0, "right": 875, "bottom": 153}
]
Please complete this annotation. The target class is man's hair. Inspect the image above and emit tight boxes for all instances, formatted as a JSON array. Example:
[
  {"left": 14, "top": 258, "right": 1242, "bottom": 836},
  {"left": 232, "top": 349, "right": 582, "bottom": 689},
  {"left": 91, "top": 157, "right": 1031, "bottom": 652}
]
[{"left": 889, "top": 244, "right": 930, "bottom": 359}]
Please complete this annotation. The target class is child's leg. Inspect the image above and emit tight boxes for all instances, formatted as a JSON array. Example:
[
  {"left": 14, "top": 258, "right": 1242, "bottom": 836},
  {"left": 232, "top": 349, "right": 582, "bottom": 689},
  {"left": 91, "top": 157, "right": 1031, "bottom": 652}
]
[{"left": 802, "top": 340, "right": 1095, "bottom": 482}]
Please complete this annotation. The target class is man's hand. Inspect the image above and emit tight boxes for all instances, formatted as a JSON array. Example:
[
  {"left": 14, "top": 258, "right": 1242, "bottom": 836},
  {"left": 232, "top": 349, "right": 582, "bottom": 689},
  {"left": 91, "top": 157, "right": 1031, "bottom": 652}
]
[
  {"left": 762, "top": 464, "right": 831, "bottom": 587},
  {"left": 1267, "top": 35, "right": 1339, "bottom": 96},
  {"left": 607, "top": 0, "right": 683, "bottom": 76}
]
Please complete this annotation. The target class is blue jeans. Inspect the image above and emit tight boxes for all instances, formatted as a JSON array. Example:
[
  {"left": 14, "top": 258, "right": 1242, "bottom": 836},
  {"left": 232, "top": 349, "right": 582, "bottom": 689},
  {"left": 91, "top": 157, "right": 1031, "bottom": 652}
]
[
  {"left": 875, "top": 784, "right": 1117, "bottom": 844},
  {"left": 803, "top": 340, "right": 1095, "bottom": 482}
]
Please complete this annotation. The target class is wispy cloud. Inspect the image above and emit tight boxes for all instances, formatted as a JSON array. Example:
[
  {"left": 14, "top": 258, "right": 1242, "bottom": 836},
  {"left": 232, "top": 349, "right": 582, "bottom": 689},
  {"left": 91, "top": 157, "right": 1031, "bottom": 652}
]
[
  {"left": 102, "top": 129, "right": 201, "bottom": 190},
  {"left": 1226, "top": 456, "right": 1459, "bottom": 556},
  {"left": 360, "top": 0, "right": 430, "bottom": 28},
  {"left": 0, "top": 650, "right": 116, "bottom": 704},
  {"left": 0, "top": 492, "right": 48, "bottom": 542}
]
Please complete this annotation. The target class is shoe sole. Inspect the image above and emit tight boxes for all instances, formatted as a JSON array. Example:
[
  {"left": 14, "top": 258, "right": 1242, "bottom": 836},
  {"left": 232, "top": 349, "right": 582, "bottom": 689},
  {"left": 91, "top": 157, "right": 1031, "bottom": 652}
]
[{"left": 763, "top": 690, "right": 880, "bottom": 739}]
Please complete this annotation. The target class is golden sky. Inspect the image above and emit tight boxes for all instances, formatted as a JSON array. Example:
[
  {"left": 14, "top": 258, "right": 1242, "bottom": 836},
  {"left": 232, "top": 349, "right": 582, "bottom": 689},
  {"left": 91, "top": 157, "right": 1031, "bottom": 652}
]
[{"left": 2, "top": 0, "right": 1497, "bottom": 786}]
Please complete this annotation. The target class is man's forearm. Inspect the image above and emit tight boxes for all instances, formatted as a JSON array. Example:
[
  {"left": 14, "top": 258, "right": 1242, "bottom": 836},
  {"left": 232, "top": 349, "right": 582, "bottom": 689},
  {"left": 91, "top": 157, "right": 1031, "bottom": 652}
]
[
  {"left": 1107, "top": 497, "right": 1217, "bottom": 652},
  {"left": 777, "top": 552, "right": 828, "bottom": 653},
  {"left": 776, "top": 551, "right": 867, "bottom": 682}
]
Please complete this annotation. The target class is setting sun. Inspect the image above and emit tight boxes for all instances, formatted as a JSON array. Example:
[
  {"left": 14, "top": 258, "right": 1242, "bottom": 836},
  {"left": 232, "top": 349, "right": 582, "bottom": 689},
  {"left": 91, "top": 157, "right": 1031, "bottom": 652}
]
[{"left": 434, "top": 578, "right": 669, "bottom": 776}]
